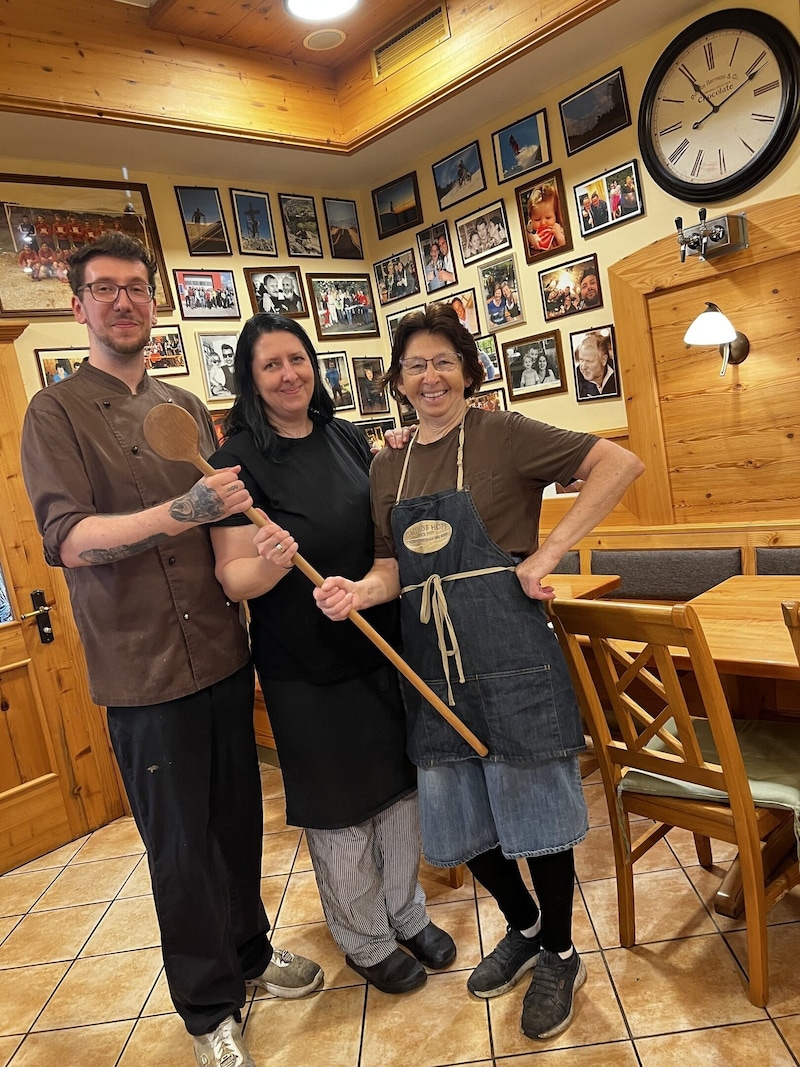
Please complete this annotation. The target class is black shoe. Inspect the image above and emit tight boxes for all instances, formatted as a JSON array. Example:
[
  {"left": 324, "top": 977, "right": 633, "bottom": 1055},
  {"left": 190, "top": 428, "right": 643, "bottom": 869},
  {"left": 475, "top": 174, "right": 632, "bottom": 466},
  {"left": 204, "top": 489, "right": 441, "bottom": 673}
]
[
  {"left": 398, "top": 921, "right": 457, "bottom": 969},
  {"left": 520, "top": 948, "right": 586, "bottom": 1040},
  {"left": 467, "top": 926, "right": 540, "bottom": 998},
  {"left": 345, "top": 947, "right": 427, "bottom": 994}
]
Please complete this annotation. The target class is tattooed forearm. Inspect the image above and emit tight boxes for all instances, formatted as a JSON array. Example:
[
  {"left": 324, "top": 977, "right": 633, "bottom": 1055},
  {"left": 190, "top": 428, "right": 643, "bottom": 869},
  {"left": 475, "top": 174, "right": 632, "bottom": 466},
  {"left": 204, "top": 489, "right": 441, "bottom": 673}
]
[
  {"left": 79, "top": 534, "right": 170, "bottom": 564},
  {"left": 169, "top": 481, "right": 226, "bottom": 524}
]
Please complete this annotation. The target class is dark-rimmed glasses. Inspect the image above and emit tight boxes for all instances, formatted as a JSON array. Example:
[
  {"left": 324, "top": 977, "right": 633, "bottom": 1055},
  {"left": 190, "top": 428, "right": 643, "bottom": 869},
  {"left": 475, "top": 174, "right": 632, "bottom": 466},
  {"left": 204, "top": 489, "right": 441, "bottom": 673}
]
[{"left": 77, "top": 282, "right": 156, "bottom": 303}]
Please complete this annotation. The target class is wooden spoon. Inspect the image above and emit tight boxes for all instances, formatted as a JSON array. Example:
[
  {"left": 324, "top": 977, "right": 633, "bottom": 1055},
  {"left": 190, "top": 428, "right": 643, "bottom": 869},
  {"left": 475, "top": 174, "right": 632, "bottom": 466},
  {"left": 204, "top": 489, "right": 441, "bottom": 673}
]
[{"left": 143, "top": 402, "right": 488, "bottom": 757}]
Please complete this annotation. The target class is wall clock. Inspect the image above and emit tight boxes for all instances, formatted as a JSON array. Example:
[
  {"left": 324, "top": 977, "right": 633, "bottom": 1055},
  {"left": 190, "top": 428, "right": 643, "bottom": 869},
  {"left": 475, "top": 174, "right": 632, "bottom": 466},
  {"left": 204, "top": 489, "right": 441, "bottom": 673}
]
[{"left": 638, "top": 9, "right": 800, "bottom": 202}]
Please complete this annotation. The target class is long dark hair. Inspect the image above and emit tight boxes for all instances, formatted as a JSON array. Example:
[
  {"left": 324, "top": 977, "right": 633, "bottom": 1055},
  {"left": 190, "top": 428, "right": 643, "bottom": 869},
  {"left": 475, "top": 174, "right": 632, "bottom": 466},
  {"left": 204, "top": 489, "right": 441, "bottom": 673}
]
[{"left": 224, "top": 313, "right": 334, "bottom": 456}]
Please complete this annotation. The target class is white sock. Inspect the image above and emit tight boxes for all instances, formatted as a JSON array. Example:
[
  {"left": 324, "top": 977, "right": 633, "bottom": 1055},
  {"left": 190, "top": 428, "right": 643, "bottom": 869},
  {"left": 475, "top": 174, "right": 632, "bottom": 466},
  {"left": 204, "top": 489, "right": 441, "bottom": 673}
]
[
  {"left": 520, "top": 917, "right": 541, "bottom": 939},
  {"left": 557, "top": 946, "right": 575, "bottom": 960}
]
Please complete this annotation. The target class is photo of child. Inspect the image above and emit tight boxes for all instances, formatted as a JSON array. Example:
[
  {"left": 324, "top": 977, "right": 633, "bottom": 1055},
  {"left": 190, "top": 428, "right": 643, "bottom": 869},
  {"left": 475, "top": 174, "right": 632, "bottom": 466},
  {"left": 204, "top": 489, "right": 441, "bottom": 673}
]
[{"left": 516, "top": 169, "right": 572, "bottom": 265}]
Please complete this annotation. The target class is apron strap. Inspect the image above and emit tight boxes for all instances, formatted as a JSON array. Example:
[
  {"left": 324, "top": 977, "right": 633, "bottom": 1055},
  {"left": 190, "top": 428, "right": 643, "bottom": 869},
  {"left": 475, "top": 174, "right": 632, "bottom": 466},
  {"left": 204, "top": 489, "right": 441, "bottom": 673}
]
[{"left": 394, "top": 416, "right": 467, "bottom": 504}]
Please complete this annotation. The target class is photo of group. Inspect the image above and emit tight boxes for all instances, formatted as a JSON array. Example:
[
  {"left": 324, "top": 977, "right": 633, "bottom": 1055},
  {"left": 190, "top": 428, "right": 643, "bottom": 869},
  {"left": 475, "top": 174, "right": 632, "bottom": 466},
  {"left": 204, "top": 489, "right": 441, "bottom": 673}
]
[
  {"left": 570, "top": 324, "right": 621, "bottom": 400},
  {"left": 243, "top": 267, "right": 306, "bottom": 317},
  {"left": 574, "top": 160, "right": 644, "bottom": 237},
  {"left": 229, "top": 189, "right": 276, "bottom": 256},
  {"left": 501, "top": 331, "right": 566, "bottom": 401},
  {"left": 175, "top": 186, "right": 231, "bottom": 256},
  {"left": 352, "top": 356, "right": 390, "bottom": 416},
  {"left": 491, "top": 109, "right": 551, "bottom": 184},
  {"left": 143, "top": 327, "right": 188, "bottom": 377},
  {"left": 472, "top": 386, "right": 508, "bottom": 412},
  {"left": 307, "top": 273, "right": 379, "bottom": 341},
  {"left": 455, "top": 200, "right": 511, "bottom": 266},
  {"left": 35, "top": 346, "right": 89, "bottom": 387},
  {"left": 373, "top": 249, "right": 421, "bottom": 306},
  {"left": 538, "top": 253, "right": 603, "bottom": 322},
  {"left": 197, "top": 332, "right": 238, "bottom": 401},
  {"left": 317, "top": 352, "right": 355, "bottom": 411},
  {"left": 173, "top": 269, "right": 240, "bottom": 320},
  {"left": 515, "top": 170, "right": 572, "bottom": 265},
  {"left": 431, "top": 141, "right": 486, "bottom": 211},
  {"left": 416, "top": 221, "right": 457, "bottom": 294},
  {"left": 478, "top": 254, "right": 524, "bottom": 333}
]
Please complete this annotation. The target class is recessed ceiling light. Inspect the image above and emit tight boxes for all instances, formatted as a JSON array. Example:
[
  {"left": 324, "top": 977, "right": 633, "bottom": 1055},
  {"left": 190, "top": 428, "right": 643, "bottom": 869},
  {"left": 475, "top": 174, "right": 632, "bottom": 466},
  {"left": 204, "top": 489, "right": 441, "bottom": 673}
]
[{"left": 284, "top": 0, "right": 358, "bottom": 20}]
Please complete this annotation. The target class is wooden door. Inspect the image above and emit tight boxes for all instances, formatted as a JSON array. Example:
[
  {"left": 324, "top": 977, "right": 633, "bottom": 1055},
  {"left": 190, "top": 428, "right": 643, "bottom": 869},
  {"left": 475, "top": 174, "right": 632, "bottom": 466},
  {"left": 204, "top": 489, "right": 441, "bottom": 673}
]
[{"left": 0, "top": 323, "right": 123, "bottom": 874}]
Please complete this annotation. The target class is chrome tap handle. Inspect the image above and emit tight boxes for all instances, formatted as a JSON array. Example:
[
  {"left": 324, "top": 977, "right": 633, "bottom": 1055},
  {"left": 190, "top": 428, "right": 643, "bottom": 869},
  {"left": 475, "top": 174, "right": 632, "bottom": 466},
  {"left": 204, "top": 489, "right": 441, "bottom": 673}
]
[{"left": 675, "top": 216, "right": 686, "bottom": 262}]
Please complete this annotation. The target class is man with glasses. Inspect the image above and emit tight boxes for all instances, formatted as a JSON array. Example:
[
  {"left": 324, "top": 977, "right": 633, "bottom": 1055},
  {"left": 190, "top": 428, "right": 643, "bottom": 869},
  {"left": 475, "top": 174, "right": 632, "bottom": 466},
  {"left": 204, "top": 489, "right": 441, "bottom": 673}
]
[{"left": 20, "top": 232, "right": 323, "bottom": 1067}]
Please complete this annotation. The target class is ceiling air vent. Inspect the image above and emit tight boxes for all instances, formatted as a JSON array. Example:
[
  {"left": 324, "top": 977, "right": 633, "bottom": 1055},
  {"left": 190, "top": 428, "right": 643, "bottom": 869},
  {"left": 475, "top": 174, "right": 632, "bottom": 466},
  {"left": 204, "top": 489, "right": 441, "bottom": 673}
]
[{"left": 371, "top": 5, "right": 450, "bottom": 82}]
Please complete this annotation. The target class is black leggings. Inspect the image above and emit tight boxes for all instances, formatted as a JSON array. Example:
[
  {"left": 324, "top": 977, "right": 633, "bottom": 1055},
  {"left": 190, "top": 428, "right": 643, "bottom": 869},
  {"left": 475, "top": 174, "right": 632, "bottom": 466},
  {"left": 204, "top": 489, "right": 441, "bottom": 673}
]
[{"left": 466, "top": 845, "right": 575, "bottom": 953}]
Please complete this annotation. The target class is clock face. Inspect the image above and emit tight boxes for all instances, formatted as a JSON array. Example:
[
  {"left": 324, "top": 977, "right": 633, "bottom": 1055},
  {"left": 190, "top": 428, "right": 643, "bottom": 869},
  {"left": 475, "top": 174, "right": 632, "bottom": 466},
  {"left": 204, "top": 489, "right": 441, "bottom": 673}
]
[{"left": 639, "top": 10, "right": 800, "bottom": 202}]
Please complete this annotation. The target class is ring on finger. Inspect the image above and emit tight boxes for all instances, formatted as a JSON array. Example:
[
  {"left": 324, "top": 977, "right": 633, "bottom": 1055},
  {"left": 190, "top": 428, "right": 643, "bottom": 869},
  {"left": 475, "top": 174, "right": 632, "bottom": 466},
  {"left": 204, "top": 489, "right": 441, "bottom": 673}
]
[{"left": 276, "top": 543, "right": 284, "bottom": 552}]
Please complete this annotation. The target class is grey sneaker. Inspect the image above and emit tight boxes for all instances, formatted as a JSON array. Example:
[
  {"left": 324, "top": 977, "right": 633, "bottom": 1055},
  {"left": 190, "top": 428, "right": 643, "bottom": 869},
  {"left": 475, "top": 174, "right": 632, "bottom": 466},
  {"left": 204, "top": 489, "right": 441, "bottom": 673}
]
[
  {"left": 247, "top": 948, "right": 323, "bottom": 999},
  {"left": 467, "top": 926, "right": 540, "bottom": 998},
  {"left": 521, "top": 948, "right": 587, "bottom": 1040},
  {"left": 192, "top": 1015, "right": 254, "bottom": 1067}
]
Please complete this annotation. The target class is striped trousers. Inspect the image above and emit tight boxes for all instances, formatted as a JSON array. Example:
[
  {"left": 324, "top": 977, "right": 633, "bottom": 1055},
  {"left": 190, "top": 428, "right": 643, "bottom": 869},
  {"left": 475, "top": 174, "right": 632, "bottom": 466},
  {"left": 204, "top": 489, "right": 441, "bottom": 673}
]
[{"left": 305, "top": 791, "right": 428, "bottom": 966}]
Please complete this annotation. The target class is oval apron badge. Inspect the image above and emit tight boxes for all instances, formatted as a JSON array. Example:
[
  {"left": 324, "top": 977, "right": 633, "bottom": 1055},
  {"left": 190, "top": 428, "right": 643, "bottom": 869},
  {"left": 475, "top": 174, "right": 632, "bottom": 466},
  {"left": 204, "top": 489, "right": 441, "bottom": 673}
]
[{"left": 402, "top": 519, "right": 452, "bottom": 554}]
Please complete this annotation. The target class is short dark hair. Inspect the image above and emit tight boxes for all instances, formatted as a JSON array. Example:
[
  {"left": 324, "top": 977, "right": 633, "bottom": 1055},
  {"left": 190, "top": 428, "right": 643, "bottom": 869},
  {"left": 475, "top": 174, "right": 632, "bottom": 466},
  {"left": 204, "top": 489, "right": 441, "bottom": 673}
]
[
  {"left": 580, "top": 268, "right": 598, "bottom": 284},
  {"left": 67, "top": 232, "right": 157, "bottom": 294},
  {"left": 224, "top": 313, "right": 334, "bottom": 456},
  {"left": 383, "top": 303, "right": 484, "bottom": 400}
]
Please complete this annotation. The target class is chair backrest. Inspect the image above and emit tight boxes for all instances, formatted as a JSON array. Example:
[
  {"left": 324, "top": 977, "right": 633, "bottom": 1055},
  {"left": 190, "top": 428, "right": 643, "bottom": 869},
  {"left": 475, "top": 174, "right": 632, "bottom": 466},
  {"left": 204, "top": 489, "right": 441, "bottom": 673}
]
[
  {"left": 546, "top": 599, "right": 759, "bottom": 832},
  {"left": 782, "top": 601, "right": 800, "bottom": 667},
  {"left": 589, "top": 548, "right": 741, "bottom": 601}
]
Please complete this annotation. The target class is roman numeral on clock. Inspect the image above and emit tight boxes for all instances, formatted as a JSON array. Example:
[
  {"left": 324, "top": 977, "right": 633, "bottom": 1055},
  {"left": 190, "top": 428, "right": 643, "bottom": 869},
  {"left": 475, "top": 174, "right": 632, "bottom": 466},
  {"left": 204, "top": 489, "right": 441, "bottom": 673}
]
[
  {"left": 668, "top": 138, "right": 690, "bottom": 165},
  {"left": 753, "top": 79, "right": 779, "bottom": 96},
  {"left": 659, "top": 122, "right": 683, "bottom": 136}
]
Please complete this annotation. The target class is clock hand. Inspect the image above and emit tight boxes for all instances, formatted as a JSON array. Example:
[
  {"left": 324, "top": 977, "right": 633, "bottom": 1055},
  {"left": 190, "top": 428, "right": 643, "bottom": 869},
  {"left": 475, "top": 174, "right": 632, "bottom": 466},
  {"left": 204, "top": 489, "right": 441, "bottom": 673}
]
[
  {"left": 692, "top": 64, "right": 767, "bottom": 128},
  {"left": 678, "top": 65, "right": 717, "bottom": 110}
]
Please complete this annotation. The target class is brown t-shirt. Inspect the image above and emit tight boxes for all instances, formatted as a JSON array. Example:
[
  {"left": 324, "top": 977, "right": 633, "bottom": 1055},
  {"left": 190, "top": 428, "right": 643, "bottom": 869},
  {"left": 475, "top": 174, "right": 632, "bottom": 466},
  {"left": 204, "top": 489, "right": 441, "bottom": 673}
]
[{"left": 371, "top": 406, "right": 597, "bottom": 559}]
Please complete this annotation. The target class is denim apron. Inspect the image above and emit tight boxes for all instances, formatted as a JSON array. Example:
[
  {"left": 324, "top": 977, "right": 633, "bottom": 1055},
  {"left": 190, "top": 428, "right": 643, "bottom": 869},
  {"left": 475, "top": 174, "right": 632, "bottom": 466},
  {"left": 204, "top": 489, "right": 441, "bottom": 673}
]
[{"left": 391, "top": 418, "right": 585, "bottom": 769}]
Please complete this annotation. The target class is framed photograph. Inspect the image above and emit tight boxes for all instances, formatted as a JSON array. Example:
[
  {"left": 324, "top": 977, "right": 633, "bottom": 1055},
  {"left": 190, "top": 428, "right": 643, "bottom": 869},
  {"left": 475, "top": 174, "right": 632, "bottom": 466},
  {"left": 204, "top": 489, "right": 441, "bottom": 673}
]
[
  {"left": 431, "top": 141, "right": 486, "bottom": 212},
  {"left": 472, "top": 386, "right": 508, "bottom": 412},
  {"left": 354, "top": 417, "right": 397, "bottom": 450},
  {"left": 559, "top": 67, "right": 631, "bottom": 156},
  {"left": 397, "top": 395, "right": 418, "bottom": 427},
  {"left": 570, "top": 323, "right": 621, "bottom": 401},
  {"left": 475, "top": 334, "right": 502, "bottom": 384},
  {"left": 229, "top": 189, "right": 277, "bottom": 256},
  {"left": 455, "top": 199, "right": 511, "bottom": 266},
  {"left": 175, "top": 186, "right": 231, "bottom": 256},
  {"left": 144, "top": 326, "right": 189, "bottom": 377},
  {"left": 197, "top": 332, "right": 239, "bottom": 401},
  {"left": 515, "top": 169, "right": 573, "bottom": 265},
  {"left": 477, "top": 253, "right": 525, "bottom": 333},
  {"left": 306, "top": 273, "right": 379, "bottom": 341},
  {"left": 173, "top": 269, "right": 240, "bottom": 320},
  {"left": 492, "top": 109, "right": 551, "bottom": 184},
  {"left": 386, "top": 304, "right": 424, "bottom": 349},
  {"left": 0, "top": 173, "right": 172, "bottom": 318},
  {"left": 322, "top": 197, "right": 364, "bottom": 259},
  {"left": 538, "top": 253, "right": 603, "bottom": 322},
  {"left": 373, "top": 249, "right": 421, "bottom": 306},
  {"left": 501, "top": 330, "right": 567, "bottom": 401},
  {"left": 416, "top": 221, "right": 457, "bottom": 295},
  {"left": 35, "top": 347, "right": 89, "bottom": 387},
  {"left": 352, "top": 356, "right": 390, "bottom": 416},
  {"left": 574, "top": 159, "right": 644, "bottom": 238},
  {"left": 317, "top": 351, "right": 355, "bottom": 411},
  {"left": 372, "top": 172, "right": 423, "bottom": 240},
  {"left": 211, "top": 408, "right": 231, "bottom": 446},
  {"left": 243, "top": 266, "right": 307, "bottom": 318},
  {"left": 278, "top": 194, "right": 323, "bottom": 257},
  {"left": 429, "top": 287, "right": 481, "bottom": 336}
]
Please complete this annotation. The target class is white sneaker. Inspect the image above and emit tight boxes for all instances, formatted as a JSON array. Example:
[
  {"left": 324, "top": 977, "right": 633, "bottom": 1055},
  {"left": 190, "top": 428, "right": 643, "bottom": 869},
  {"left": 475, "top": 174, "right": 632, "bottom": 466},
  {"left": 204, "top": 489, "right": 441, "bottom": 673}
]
[{"left": 192, "top": 1015, "right": 255, "bottom": 1067}]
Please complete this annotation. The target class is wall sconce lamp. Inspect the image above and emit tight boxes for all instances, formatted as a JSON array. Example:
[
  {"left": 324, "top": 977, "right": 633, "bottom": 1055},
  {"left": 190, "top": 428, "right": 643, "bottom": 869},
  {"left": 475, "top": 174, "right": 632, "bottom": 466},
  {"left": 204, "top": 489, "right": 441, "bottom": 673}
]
[
  {"left": 684, "top": 302, "right": 750, "bottom": 377},
  {"left": 284, "top": 0, "right": 358, "bottom": 18}
]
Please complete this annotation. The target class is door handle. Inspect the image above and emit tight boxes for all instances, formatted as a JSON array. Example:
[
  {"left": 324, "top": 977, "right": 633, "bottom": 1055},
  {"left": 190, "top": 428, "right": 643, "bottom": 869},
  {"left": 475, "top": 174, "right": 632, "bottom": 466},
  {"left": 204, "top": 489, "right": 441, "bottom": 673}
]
[{"left": 20, "top": 589, "right": 55, "bottom": 644}]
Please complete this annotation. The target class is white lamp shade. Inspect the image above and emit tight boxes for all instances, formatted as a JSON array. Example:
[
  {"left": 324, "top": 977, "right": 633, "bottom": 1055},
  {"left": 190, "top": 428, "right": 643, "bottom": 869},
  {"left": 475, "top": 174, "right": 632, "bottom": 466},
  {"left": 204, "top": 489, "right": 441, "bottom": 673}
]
[
  {"left": 284, "top": 0, "right": 358, "bottom": 19},
  {"left": 683, "top": 303, "right": 737, "bottom": 345}
]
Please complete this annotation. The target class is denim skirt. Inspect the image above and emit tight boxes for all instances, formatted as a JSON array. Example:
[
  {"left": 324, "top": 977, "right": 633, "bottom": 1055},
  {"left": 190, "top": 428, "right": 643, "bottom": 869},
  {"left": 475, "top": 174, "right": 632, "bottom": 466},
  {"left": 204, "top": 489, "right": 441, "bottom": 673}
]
[{"left": 417, "top": 754, "right": 588, "bottom": 866}]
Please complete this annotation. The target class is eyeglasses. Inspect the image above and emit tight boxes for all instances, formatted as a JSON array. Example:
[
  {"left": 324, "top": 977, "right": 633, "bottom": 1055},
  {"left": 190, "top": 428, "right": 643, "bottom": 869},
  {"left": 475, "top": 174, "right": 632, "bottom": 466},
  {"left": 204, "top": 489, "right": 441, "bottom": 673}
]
[
  {"left": 400, "top": 354, "right": 461, "bottom": 376},
  {"left": 77, "top": 282, "right": 155, "bottom": 303}
]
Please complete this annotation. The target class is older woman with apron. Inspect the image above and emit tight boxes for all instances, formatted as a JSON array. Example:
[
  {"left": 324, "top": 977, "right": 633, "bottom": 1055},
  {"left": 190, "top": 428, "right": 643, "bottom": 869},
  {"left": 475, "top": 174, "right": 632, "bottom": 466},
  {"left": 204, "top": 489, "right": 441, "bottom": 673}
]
[{"left": 316, "top": 304, "right": 643, "bottom": 1041}]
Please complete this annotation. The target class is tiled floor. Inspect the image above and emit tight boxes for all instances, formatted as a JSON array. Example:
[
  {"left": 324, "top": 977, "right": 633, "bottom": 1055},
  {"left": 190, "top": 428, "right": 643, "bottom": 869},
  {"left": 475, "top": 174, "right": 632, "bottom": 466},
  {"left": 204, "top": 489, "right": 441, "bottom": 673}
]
[{"left": 3, "top": 763, "right": 800, "bottom": 1065}]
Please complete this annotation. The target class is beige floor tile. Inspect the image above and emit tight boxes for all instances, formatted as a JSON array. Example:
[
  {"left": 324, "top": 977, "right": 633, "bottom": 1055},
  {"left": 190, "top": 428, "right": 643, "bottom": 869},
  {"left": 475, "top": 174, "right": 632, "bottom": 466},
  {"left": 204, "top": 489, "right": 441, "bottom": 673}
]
[
  {"left": 0, "top": 962, "right": 70, "bottom": 1036},
  {"left": 361, "top": 970, "right": 491, "bottom": 1067},
  {"left": 70, "top": 817, "right": 144, "bottom": 864},
  {"left": 141, "top": 969, "right": 174, "bottom": 1016},
  {"left": 0, "top": 903, "right": 108, "bottom": 968},
  {"left": 32, "top": 947, "right": 162, "bottom": 1031},
  {"left": 572, "top": 891, "right": 601, "bottom": 954},
  {"left": 277, "top": 870, "right": 325, "bottom": 927},
  {"left": 263, "top": 797, "right": 290, "bottom": 834},
  {"left": 636, "top": 1019, "right": 795, "bottom": 1065},
  {"left": 605, "top": 936, "right": 765, "bottom": 1036},
  {"left": 0, "top": 917, "right": 19, "bottom": 944},
  {"left": 118, "top": 1012, "right": 189, "bottom": 1066},
  {"left": 418, "top": 858, "right": 477, "bottom": 904},
  {"left": 581, "top": 868, "right": 717, "bottom": 948},
  {"left": 261, "top": 828, "right": 302, "bottom": 877},
  {"left": 774, "top": 1013, "right": 800, "bottom": 1058},
  {"left": 575, "top": 824, "right": 679, "bottom": 884},
  {"left": 117, "top": 856, "right": 152, "bottom": 900},
  {"left": 80, "top": 896, "right": 160, "bottom": 956},
  {"left": 246, "top": 985, "right": 363, "bottom": 1066},
  {"left": 490, "top": 950, "right": 628, "bottom": 1056},
  {"left": 0, "top": 870, "right": 59, "bottom": 918},
  {"left": 423, "top": 898, "right": 481, "bottom": 972},
  {"left": 31, "top": 856, "right": 139, "bottom": 911},
  {"left": 270, "top": 920, "right": 357, "bottom": 993},
  {"left": 0, "top": 1036, "right": 21, "bottom": 1066},
  {"left": 294, "top": 835, "right": 313, "bottom": 873},
  {"left": 260, "top": 873, "right": 289, "bottom": 924},
  {"left": 727, "top": 922, "right": 800, "bottom": 1017},
  {"left": 11, "top": 1020, "right": 133, "bottom": 1066},
  {"left": 664, "top": 826, "right": 738, "bottom": 867},
  {"left": 259, "top": 763, "right": 285, "bottom": 801},
  {"left": 583, "top": 782, "right": 613, "bottom": 827},
  {"left": 498, "top": 1043, "right": 640, "bottom": 1065},
  {"left": 11, "top": 837, "right": 89, "bottom": 874}
]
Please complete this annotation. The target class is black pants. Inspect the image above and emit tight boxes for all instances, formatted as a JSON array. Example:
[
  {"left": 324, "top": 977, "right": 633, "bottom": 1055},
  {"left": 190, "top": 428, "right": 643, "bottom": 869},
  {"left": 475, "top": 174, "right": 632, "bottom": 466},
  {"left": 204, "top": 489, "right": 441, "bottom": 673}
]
[{"left": 107, "top": 663, "right": 270, "bottom": 1036}]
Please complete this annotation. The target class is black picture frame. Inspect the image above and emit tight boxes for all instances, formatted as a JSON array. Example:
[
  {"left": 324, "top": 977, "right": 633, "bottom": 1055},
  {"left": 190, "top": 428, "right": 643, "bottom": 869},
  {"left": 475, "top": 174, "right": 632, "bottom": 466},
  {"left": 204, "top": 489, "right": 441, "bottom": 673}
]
[
  {"left": 307, "top": 273, "right": 379, "bottom": 341},
  {"left": 175, "top": 186, "right": 231, "bottom": 256},
  {"left": 559, "top": 67, "right": 631, "bottom": 156},
  {"left": 243, "top": 266, "right": 307, "bottom": 318},
  {"left": 431, "top": 140, "right": 487, "bottom": 212},
  {"left": 323, "top": 197, "right": 364, "bottom": 260},
  {"left": 143, "top": 326, "right": 189, "bottom": 378},
  {"left": 428, "top": 287, "right": 481, "bottom": 336},
  {"left": 173, "top": 269, "right": 241, "bottom": 320},
  {"left": 491, "top": 109, "right": 551, "bottom": 184},
  {"left": 472, "top": 386, "right": 509, "bottom": 412},
  {"left": 352, "top": 356, "right": 390, "bottom": 416},
  {"left": 372, "top": 172, "right": 423, "bottom": 240},
  {"left": 501, "top": 330, "right": 567, "bottom": 401},
  {"left": 197, "top": 331, "right": 240, "bottom": 402},
  {"left": 229, "top": 188, "right": 277, "bottom": 256},
  {"left": 538, "top": 253, "right": 603, "bottom": 322},
  {"left": 373, "top": 248, "right": 421, "bottom": 306},
  {"left": 278, "top": 193, "right": 323, "bottom": 257},
  {"left": 573, "top": 159, "right": 644, "bottom": 238},
  {"left": 454, "top": 199, "right": 512, "bottom": 266},
  {"left": 416, "top": 220, "right": 458, "bottom": 295},
  {"left": 386, "top": 304, "right": 425, "bottom": 348},
  {"left": 317, "top": 351, "right": 355, "bottom": 411},
  {"left": 569, "top": 323, "right": 621, "bottom": 401},
  {"left": 353, "top": 417, "right": 397, "bottom": 450},
  {"left": 34, "top": 346, "right": 90, "bottom": 387},
  {"left": 515, "top": 169, "right": 573, "bottom": 265}
]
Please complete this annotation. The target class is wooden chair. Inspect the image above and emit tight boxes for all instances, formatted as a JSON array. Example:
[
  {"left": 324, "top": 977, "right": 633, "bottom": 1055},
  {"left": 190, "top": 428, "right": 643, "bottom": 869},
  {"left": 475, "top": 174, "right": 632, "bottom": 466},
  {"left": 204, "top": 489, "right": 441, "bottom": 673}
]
[
  {"left": 547, "top": 598, "right": 800, "bottom": 1007},
  {"left": 782, "top": 601, "right": 800, "bottom": 666}
]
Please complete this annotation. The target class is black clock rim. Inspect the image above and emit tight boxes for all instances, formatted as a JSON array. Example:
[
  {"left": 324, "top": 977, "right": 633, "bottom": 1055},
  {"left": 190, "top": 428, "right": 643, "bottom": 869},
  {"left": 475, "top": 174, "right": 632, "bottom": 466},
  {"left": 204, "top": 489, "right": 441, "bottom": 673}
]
[{"left": 637, "top": 8, "right": 800, "bottom": 204}]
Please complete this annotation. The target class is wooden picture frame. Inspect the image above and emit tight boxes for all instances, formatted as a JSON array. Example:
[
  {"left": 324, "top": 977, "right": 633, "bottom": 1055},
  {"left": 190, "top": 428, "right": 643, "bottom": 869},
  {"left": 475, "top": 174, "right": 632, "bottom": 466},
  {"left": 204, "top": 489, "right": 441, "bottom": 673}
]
[
  {"left": 173, "top": 269, "right": 241, "bottom": 320},
  {"left": 515, "top": 169, "right": 573, "bottom": 265},
  {"left": 477, "top": 253, "right": 525, "bottom": 333},
  {"left": 538, "top": 253, "right": 603, "bottom": 322},
  {"left": 229, "top": 189, "right": 277, "bottom": 256},
  {"left": 317, "top": 351, "right": 355, "bottom": 411},
  {"left": 574, "top": 159, "right": 644, "bottom": 238},
  {"left": 144, "top": 326, "right": 189, "bottom": 377},
  {"left": 431, "top": 140, "right": 486, "bottom": 212},
  {"left": 569, "top": 323, "right": 621, "bottom": 401},
  {"left": 306, "top": 273, "right": 379, "bottom": 341},
  {"left": 416, "top": 220, "right": 458, "bottom": 295},
  {"left": 373, "top": 248, "right": 421, "bottom": 306},
  {"left": 175, "top": 186, "right": 231, "bottom": 256},
  {"left": 197, "top": 332, "right": 239, "bottom": 401},
  {"left": 278, "top": 193, "right": 323, "bottom": 257},
  {"left": 559, "top": 67, "right": 632, "bottom": 156},
  {"left": 323, "top": 197, "right": 364, "bottom": 259},
  {"left": 428, "top": 287, "right": 481, "bottom": 336},
  {"left": 35, "top": 346, "right": 89, "bottom": 387},
  {"left": 455, "top": 199, "right": 511, "bottom": 266},
  {"left": 502, "top": 330, "right": 567, "bottom": 401},
  {"left": 0, "top": 173, "right": 172, "bottom": 317},
  {"left": 491, "top": 109, "right": 551, "bottom": 184},
  {"left": 243, "top": 266, "right": 307, "bottom": 318},
  {"left": 372, "top": 172, "right": 423, "bottom": 240},
  {"left": 352, "top": 355, "right": 390, "bottom": 416}
]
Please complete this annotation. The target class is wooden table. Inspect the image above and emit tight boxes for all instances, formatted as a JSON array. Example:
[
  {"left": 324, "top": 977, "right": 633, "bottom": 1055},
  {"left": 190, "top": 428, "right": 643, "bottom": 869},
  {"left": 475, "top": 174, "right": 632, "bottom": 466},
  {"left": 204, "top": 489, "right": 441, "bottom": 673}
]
[{"left": 545, "top": 573, "right": 621, "bottom": 600}]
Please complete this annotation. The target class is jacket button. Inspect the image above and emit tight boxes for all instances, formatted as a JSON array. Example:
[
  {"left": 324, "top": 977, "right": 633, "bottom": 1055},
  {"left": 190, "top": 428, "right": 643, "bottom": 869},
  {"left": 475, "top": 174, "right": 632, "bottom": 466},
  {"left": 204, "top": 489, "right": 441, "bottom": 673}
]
[
  {"left": 131, "top": 445, "right": 139, "bottom": 454},
  {"left": 183, "top": 613, "right": 189, "bottom": 620},
  {"left": 168, "top": 557, "right": 176, "bottom": 565},
  {"left": 103, "top": 400, "right": 111, "bottom": 407}
]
